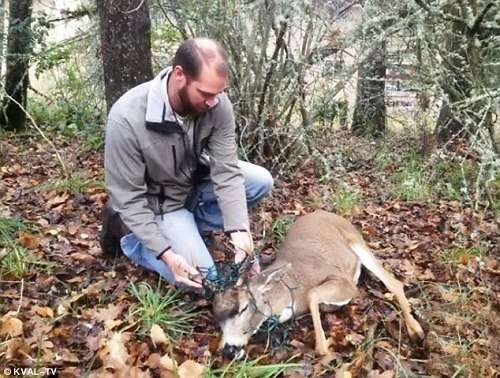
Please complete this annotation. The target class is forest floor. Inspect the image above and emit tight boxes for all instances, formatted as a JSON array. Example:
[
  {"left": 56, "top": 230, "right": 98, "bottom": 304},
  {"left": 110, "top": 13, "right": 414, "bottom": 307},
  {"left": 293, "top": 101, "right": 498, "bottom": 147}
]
[{"left": 0, "top": 130, "right": 498, "bottom": 378}]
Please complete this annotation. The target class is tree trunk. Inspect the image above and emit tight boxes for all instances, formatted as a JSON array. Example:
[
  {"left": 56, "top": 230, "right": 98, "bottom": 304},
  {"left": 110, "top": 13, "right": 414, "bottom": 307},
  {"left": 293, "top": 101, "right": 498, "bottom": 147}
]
[
  {"left": 351, "top": 40, "right": 386, "bottom": 137},
  {"left": 98, "top": 0, "right": 153, "bottom": 112},
  {"left": 434, "top": 3, "right": 470, "bottom": 145},
  {"left": 0, "top": 0, "right": 6, "bottom": 76},
  {"left": 0, "top": 0, "right": 33, "bottom": 131},
  {"left": 435, "top": 100, "right": 463, "bottom": 143}
]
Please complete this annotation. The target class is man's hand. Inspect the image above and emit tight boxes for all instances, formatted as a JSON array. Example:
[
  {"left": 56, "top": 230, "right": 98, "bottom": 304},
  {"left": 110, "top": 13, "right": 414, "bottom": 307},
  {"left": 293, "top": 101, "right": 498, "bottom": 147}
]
[
  {"left": 161, "top": 250, "right": 202, "bottom": 288},
  {"left": 231, "top": 231, "right": 253, "bottom": 261},
  {"left": 231, "top": 231, "right": 260, "bottom": 275}
]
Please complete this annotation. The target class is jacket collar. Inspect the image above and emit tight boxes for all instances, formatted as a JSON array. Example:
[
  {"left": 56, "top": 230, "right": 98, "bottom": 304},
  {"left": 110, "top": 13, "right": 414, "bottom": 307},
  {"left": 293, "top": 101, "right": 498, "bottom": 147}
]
[{"left": 145, "top": 67, "right": 184, "bottom": 134}]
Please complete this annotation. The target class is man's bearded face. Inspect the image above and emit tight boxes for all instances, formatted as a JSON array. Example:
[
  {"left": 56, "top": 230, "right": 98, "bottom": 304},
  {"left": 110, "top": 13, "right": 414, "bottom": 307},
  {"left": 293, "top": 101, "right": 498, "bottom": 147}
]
[
  {"left": 178, "top": 81, "right": 209, "bottom": 116},
  {"left": 176, "top": 67, "right": 227, "bottom": 116}
]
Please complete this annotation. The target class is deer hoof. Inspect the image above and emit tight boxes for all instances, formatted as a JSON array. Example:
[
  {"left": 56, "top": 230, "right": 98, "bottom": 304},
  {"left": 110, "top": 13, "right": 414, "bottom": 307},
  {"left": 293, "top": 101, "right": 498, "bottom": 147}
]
[{"left": 407, "top": 318, "right": 425, "bottom": 341}]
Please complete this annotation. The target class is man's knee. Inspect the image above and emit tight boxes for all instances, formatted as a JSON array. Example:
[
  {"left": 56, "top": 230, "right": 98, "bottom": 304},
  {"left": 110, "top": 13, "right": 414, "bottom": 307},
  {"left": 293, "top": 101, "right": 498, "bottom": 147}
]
[
  {"left": 255, "top": 166, "right": 274, "bottom": 197},
  {"left": 243, "top": 163, "right": 273, "bottom": 203}
]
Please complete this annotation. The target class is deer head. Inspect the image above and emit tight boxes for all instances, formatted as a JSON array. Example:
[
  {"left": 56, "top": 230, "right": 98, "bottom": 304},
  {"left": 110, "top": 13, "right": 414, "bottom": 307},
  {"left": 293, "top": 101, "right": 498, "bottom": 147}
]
[{"left": 212, "top": 264, "right": 291, "bottom": 359}]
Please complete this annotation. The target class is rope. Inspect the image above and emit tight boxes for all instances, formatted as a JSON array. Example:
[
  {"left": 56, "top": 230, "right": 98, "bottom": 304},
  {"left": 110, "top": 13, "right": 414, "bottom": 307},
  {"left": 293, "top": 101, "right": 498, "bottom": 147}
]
[
  {"left": 201, "top": 257, "right": 298, "bottom": 349},
  {"left": 199, "top": 255, "right": 256, "bottom": 299}
]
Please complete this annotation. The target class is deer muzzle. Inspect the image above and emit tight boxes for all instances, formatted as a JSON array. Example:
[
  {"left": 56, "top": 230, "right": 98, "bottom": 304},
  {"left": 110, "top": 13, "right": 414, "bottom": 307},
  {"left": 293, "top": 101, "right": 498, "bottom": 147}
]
[{"left": 222, "top": 344, "right": 246, "bottom": 360}]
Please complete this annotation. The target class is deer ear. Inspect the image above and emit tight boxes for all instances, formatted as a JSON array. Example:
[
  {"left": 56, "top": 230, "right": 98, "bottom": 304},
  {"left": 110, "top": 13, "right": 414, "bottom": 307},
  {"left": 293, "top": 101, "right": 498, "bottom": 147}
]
[
  {"left": 259, "top": 263, "right": 291, "bottom": 291},
  {"left": 213, "top": 288, "right": 240, "bottom": 322}
]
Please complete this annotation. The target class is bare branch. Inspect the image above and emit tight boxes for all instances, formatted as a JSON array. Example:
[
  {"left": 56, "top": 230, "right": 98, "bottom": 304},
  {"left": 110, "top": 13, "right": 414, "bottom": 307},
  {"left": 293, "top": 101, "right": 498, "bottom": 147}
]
[{"left": 0, "top": 85, "right": 67, "bottom": 176}]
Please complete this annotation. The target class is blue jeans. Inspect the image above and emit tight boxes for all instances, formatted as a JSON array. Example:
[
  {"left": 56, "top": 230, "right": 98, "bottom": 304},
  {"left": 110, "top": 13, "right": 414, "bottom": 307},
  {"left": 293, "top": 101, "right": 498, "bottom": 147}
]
[{"left": 121, "top": 161, "right": 273, "bottom": 286}]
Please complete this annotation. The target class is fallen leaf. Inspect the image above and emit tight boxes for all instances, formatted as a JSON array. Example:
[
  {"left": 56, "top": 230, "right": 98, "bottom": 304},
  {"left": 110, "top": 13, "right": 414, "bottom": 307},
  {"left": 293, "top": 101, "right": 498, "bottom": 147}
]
[
  {"left": 105, "top": 319, "right": 123, "bottom": 330},
  {"left": 177, "top": 360, "right": 205, "bottom": 378},
  {"left": 146, "top": 353, "right": 162, "bottom": 369},
  {"left": 18, "top": 232, "right": 40, "bottom": 249},
  {"left": 67, "top": 223, "right": 79, "bottom": 235},
  {"left": 32, "top": 306, "right": 54, "bottom": 318},
  {"left": 61, "top": 349, "right": 80, "bottom": 363},
  {"left": 345, "top": 332, "right": 364, "bottom": 346},
  {"left": 45, "top": 193, "right": 69, "bottom": 209},
  {"left": 0, "top": 316, "right": 23, "bottom": 337},
  {"left": 56, "top": 293, "right": 84, "bottom": 316},
  {"left": 70, "top": 252, "right": 96, "bottom": 263},
  {"left": 150, "top": 324, "right": 168, "bottom": 347},
  {"left": 95, "top": 303, "right": 125, "bottom": 329},
  {"left": 159, "top": 354, "right": 177, "bottom": 371},
  {"left": 5, "top": 338, "right": 30, "bottom": 360},
  {"left": 102, "top": 332, "right": 130, "bottom": 371},
  {"left": 367, "top": 370, "right": 395, "bottom": 378},
  {"left": 66, "top": 276, "right": 83, "bottom": 283},
  {"left": 87, "top": 334, "right": 103, "bottom": 353}
]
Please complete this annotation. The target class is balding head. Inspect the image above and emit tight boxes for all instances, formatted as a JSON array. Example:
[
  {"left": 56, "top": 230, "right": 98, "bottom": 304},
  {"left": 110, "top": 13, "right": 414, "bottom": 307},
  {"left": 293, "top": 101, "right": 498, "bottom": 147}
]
[{"left": 172, "top": 38, "right": 229, "bottom": 80}]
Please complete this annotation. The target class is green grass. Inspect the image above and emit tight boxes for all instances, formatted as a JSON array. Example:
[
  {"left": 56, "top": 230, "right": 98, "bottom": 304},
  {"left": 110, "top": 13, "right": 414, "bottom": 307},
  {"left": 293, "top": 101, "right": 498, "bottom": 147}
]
[
  {"left": 440, "top": 247, "right": 485, "bottom": 265},
  {"left": 204, "top": 356, "right": 301, "bottom": 378},
  {"left": 27, "top": 255, "right": 58, "bottom": 275},
  {"left": 0, "top": 215, "right": 31, "bottom": 277},
  {"left": 332, "top": 184, "right": 362, "bottom": 215},
  {"left": 373, "top": 145, "right": 395, "bottom": 171},
  {"left": 268, "top": 215, "right": 294, "bottom": 247},
  {"left": 0, "top": 216, "right": 53, "bottom": 277},
  {"left": 384, "top": 149, "right": 486, "bottom": 205},
  {"left": 128, "top": 282, "right": 196, "bottom": 339},
  {"left": 0, "top": 216, "right": 31, "bottom": 245},
  {"left": 433, "top": 160, "right": 478, "bottom": 201},
  {"left": 1, "top": 244, "right": 29, "bottom": 277},
  {"left": 43, "top": 173, "right": 103, "bottom": 195},
  {"left": 390, "top": 154, "right": 433, "bottom": 202}
]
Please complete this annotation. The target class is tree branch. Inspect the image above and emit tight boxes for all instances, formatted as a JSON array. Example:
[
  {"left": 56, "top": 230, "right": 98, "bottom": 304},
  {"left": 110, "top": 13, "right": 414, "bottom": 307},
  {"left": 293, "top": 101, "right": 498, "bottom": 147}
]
[{"left": 0, "top": 85, "right": 67, "bottom": 176}]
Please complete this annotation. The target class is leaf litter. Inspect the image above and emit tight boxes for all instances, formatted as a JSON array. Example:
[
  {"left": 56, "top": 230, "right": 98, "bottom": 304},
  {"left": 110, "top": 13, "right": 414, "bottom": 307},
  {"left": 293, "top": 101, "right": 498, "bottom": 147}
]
[{"left": 0, "top": 132, "right": 498, "bottom": 377}]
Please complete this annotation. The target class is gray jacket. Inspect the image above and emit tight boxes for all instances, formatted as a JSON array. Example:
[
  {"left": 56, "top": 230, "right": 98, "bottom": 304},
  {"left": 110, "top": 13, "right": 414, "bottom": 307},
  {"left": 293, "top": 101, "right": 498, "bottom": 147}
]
[{"left": 104, "top": 68, "right": 249, "bottom": 257}]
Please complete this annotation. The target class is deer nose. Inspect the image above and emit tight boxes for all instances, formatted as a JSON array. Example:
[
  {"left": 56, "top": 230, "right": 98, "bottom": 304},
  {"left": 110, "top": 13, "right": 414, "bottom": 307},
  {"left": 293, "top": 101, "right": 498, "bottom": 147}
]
[{"left": 222, "top": 344, "right": 245, "bottom": 359}]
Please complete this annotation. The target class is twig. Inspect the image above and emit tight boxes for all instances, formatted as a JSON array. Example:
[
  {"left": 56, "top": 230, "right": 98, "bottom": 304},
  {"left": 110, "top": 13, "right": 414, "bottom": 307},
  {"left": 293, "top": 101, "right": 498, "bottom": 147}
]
[
  {"left": 468, "top": 3, "right": 495, "bottom": 37},
  {"left": 15, "top": 278, "right": 24, "bottom": 314},
  {"left": 45, "top": 7, "right": 94, "bottom": 23},
  {"left": 0, "top": 85, "right": 67, "bottom": 176},
  {"left": 29, "top": 85, "right": 54, "bottom": 105},
  {"left": 120, "top": 0, "right": 146, "bottom": 14}
]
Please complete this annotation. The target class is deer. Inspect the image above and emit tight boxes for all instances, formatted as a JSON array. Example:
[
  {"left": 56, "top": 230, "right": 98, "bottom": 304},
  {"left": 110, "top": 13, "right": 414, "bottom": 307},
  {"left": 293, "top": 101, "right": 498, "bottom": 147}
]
[{"left": 212, "top": 210, "right": 424, "bottom": 359}]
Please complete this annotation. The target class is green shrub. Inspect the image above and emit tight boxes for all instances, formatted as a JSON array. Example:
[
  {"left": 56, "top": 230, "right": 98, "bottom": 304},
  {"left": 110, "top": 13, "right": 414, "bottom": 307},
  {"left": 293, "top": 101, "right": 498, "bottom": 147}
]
[
  {"left": 332, "top": 184, "right": 362, "bottom": 215},
  {"left": 390, "top": 153, "right": 433, "bottom": 202},
  {"left": 433, "top": 160, "right": 478, "bottom": 201},
  {"left": 30, "top": 39, "right": 105, "bottom": 151},
  {"left": 268, "top": 215, "right": 294, "bottom": 247}
]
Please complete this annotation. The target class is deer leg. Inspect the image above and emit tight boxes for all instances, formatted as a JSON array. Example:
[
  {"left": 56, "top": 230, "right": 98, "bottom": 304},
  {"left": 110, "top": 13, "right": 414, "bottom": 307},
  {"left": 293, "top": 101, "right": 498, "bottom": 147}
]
[
  {"left": 308, "top": 278, "right": 357, "bottom": 355},
  {"left": 350, "top": 243, "right": 424, "bottom": 341}
]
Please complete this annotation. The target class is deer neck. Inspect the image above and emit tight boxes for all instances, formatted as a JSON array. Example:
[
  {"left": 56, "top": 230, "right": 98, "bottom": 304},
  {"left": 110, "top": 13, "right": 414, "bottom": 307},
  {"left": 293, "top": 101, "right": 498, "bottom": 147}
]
[{"left": 254, "top": 271, "right": 298, "bottom": 323}]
